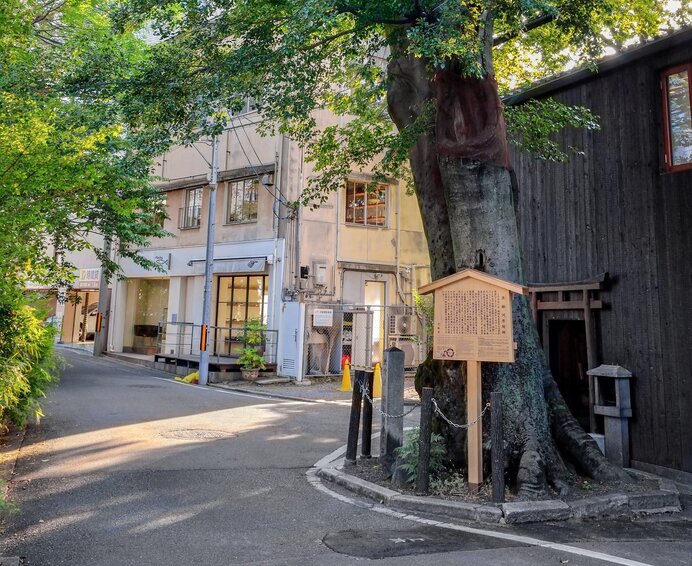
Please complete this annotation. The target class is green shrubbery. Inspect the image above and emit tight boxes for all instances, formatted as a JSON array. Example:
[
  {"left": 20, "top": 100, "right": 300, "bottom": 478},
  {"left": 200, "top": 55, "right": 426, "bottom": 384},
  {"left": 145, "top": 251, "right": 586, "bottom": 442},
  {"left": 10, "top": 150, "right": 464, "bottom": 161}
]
[
  {"left": 394, "top": 427, "right": 447, "bottom": 483},
  {"left": 0, "top": 292, "right": 58, "bottom": 429}
]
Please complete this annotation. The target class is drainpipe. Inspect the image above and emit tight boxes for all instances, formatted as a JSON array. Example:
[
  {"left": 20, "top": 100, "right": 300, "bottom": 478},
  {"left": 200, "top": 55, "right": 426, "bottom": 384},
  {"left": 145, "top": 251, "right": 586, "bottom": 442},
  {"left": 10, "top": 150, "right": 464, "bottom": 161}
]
[
  {"left": 394, "top": 183, "right": 407, "bottom": 305},
  {"left": 334, "top": 172, "right": 340, "bottom": 300},
  {"left": 294, "top": 146, "right": 304, "bottom": 296}
]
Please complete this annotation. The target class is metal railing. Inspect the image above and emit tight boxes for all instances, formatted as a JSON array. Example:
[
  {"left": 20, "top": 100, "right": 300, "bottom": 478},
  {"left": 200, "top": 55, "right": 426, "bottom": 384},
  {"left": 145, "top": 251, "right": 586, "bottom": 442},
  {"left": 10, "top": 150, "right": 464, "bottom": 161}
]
[
  {"left": 157, "top": 321, "right": 277, "bottom": 364},
  {"left": 178, "top": 205, "right": 201, "bottom": 229}
]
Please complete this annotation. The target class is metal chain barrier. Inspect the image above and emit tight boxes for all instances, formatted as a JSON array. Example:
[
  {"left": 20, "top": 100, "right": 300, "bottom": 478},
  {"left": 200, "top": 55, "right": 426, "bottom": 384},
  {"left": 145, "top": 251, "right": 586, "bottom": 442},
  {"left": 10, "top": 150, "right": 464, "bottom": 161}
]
[
  {"left": 358, "top": 381, "right": 421, "bottom": 419},
  {"left": 432, "top": 398, "right": 491, "bottom": 429},
  {"left": 358, "top": 380, "right": 491, "bottom": 427}
]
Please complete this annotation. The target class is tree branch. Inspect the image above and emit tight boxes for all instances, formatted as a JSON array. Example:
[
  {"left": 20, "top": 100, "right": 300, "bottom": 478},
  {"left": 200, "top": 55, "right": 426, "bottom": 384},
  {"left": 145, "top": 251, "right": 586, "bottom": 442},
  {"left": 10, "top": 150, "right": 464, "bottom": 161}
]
[
  {"left": 33, "top": 0, "right": 67, "bottom": 25},
  {"left": 0, "top": 153, "right": 26, "bottom": 180},
  {"left": 335, "top": 2, "right": 416, "bottom": 25},
  {"left": 493, "top": 14, "right": 555, "bottom": 46}
]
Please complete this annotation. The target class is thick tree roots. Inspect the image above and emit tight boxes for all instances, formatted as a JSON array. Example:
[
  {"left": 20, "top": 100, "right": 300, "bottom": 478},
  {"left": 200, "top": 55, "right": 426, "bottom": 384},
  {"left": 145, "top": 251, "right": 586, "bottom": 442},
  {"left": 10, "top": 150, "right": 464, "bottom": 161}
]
[{"left": 415, "top": 355, "right": 631, "bottom": 499}]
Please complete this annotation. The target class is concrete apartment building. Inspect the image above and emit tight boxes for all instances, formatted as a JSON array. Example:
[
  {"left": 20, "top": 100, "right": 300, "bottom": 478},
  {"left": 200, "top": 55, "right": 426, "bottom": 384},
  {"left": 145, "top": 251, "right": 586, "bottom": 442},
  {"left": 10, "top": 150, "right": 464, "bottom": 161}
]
[{"left": 97, "top": 106, "right": 431, "bottom": 379}]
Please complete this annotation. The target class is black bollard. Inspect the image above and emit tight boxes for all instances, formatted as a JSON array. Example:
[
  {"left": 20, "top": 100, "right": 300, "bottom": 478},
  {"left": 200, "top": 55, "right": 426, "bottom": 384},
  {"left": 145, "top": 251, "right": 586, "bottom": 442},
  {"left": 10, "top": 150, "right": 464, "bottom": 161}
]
[
  {"left": 415, "top": 387, "right": 433, "bottom": 495},
  {"left": 345, "top": 370, "right": 365, "bottom": 465},
  {"left": 491, "top": 391, "right": 505, "bottom": 503},
  {"left": 361, "top": 370, "right": 374, "bottom": 458}
]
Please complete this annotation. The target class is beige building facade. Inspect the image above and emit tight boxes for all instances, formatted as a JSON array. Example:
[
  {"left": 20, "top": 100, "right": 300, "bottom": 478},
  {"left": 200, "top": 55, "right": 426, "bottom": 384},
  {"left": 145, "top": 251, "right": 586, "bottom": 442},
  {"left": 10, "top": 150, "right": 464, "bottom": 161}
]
[{"left": 107, "top": 107, "right": 431, "bottom": 379}]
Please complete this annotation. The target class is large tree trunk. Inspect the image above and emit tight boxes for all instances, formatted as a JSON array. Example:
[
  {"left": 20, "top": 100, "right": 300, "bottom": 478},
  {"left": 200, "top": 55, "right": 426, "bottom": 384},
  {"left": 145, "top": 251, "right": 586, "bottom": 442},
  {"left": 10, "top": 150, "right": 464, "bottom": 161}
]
[{"left": 387, "top": 54, "right": 628, "bottom": 496}]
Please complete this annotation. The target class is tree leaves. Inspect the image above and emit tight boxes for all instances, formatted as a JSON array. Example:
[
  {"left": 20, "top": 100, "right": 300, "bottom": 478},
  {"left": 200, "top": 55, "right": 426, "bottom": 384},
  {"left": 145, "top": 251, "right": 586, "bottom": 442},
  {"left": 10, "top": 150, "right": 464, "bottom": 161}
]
[
  {"left": 0, "top": 0, "right": 168, "bottom": 294},
  {"left": 92, "top": 0, "right": 690, "bottom": 208},
  {"left": 505, "top": 99, "right": 600, "bottom": 161}
]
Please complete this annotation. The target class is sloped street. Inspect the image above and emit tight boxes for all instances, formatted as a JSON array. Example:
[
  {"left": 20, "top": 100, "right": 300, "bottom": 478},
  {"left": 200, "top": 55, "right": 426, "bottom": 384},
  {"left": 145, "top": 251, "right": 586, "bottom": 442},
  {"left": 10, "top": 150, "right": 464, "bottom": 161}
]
[{"left": 1, "top": 349, "right": 690, "bottom": 566}]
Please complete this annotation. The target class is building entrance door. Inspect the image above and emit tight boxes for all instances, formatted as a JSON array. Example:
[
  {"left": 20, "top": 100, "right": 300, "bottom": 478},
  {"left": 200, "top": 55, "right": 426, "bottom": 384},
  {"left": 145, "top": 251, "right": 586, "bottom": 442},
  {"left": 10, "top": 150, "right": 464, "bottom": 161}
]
[
  {"left": 548, "top": 320, "right": 591, "bottom": 432},
  {"left": 215, "top": 274, "right": 268, "bottom": 356},
  {"left": 363, "top": 280, "right": 385, "bottom": 364}
]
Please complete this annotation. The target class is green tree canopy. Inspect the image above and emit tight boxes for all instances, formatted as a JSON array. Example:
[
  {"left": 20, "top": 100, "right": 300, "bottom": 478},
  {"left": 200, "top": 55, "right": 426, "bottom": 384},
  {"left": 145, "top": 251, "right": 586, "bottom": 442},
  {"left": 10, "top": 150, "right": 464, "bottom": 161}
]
[
  {"left": 0, "top": 0, "right": 168, "bottom": 299},
  {"left": 68, "top": 0, "right": 691, "bottom": 494},
  {"left": 103, "top": 0, "right": 689, "bottom": 197}
]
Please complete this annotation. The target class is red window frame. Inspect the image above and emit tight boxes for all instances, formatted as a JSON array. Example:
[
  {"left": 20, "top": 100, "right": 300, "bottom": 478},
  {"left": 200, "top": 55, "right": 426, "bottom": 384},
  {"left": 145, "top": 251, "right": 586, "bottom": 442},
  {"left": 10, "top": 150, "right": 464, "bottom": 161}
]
[{"left": 661, "top": 63, "right": 692, "bottom": 173}]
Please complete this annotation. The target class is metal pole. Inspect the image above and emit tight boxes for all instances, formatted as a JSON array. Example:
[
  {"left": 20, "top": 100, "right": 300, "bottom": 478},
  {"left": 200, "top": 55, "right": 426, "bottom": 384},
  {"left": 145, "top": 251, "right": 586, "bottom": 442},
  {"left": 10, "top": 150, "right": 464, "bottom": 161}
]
[
  {"left": 93, "top": 237, "right": 111, "bottom": 357},
  {"left": 198, "top": 134, "right": 220, "bottom": 386}
]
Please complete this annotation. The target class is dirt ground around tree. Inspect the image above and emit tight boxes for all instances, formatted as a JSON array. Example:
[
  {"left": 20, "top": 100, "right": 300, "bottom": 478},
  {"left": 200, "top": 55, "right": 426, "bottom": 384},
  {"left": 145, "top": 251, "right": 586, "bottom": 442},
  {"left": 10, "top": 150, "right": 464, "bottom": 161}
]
[{"left": 349, "top": 457, "right": 659, "bottom": 504}]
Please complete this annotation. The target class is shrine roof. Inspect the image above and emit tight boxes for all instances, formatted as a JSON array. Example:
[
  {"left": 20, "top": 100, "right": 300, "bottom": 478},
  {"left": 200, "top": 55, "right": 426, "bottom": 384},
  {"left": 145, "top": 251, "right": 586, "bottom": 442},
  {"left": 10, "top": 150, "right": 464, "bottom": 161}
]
[{"left": 418, "top": 268, "right": 528, "bottom": 296}]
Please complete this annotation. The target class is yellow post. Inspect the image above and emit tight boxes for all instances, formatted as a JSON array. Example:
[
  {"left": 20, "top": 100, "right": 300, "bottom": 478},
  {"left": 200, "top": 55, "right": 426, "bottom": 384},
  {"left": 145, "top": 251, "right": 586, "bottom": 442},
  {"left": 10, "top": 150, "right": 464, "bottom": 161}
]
[
  {"left": 340, "top": 362, "right": 352, "bottom": 391},
  {"left": 373, "top": 362, "right": 382, "bottom": 398}
]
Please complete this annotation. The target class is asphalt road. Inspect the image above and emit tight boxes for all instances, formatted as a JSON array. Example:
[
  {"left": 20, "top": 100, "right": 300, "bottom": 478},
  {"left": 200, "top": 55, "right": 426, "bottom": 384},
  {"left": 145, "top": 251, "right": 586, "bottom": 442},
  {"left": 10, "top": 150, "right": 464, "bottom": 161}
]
[{"left": 1, "top": 349, "right": 690, "bottom": 565}]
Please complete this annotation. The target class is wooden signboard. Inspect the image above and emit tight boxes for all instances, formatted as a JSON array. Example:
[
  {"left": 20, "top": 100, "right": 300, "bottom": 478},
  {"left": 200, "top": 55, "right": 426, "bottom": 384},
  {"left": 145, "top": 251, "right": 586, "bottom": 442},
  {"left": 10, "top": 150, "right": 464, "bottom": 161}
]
[{"left": 419, "top": 269, "right": 528, "bottom": 492}]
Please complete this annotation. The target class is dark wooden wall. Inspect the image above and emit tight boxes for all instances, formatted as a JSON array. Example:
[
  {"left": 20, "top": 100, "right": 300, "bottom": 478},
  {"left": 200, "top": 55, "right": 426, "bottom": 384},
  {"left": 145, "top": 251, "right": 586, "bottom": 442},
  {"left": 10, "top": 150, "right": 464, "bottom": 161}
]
[{"left": 513, "top": 39, "right": 692, "bottom": 474}]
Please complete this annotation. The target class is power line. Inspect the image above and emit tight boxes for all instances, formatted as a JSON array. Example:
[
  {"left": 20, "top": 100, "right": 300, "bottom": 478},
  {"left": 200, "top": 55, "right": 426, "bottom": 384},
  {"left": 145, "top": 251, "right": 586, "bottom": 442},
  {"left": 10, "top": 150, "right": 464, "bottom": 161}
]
[
  {"left": 227, "top": 117, "right": 293, "bottom": 220},
  {"left": 235, "top": 114, "right": 291, "bottom": 204}
]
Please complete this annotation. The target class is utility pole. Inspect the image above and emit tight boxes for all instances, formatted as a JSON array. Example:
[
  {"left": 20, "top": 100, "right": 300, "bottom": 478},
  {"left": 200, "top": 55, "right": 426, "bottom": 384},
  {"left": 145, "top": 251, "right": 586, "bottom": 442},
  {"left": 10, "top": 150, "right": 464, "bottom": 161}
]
[
  {"left": 93, "top": 237, "right": 112, "bottom": 357},
  {"left": 198, "top": 134, "right": 220, "bottom": 386}
]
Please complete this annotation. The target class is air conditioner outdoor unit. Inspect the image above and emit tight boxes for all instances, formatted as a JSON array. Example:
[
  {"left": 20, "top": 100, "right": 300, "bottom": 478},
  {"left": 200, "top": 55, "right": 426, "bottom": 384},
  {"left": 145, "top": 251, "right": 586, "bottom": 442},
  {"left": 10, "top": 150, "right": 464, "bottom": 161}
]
[
  {"left": 388, "top": 314, "right": 416, "bottom": 336},
  {"left": 388, "top": 336, "right": 423, "bottom": 368}
]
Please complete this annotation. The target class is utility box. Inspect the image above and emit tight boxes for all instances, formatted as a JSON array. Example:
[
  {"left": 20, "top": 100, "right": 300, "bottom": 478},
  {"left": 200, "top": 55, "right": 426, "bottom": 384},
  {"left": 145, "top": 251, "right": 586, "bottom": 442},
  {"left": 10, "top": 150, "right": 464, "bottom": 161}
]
[{"left": 587, "top": 364, "right": 633, "bottom": 467}]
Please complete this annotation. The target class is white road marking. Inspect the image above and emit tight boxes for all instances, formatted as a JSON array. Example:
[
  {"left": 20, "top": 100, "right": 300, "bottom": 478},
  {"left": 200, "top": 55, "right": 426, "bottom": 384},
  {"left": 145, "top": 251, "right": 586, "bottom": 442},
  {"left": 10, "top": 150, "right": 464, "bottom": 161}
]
[{"left": 308, "top": 455, "right": 656, "bottom": 566}]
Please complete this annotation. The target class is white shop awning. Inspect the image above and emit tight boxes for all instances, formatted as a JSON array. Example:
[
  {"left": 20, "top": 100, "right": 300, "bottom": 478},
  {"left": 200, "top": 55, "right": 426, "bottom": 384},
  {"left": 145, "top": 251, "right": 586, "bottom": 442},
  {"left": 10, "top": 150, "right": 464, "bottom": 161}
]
[{"left": 189, "top": 257, "right": 267, "bottom": 275}]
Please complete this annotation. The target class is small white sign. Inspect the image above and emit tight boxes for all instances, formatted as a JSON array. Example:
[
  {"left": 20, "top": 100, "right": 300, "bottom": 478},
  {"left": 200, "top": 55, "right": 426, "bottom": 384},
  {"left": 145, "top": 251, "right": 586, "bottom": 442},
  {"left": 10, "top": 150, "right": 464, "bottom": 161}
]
[
  {"left": 313, "top": 308, "right": 334, "bottom": 327},
  {"left": 77, "top": 268, "right": 101, "bottom": 288}
]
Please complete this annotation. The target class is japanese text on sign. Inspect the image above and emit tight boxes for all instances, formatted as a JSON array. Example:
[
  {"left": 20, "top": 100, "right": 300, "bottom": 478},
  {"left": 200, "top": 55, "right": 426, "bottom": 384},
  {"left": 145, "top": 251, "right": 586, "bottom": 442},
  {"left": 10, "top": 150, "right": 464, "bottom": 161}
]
[{"left": 433, "top": 281, "right": 514, "bottom": 362}]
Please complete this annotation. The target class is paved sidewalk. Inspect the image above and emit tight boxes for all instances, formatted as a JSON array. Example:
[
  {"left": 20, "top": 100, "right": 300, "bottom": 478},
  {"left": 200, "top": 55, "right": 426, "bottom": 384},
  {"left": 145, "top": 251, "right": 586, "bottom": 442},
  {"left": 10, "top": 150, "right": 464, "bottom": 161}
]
[
  {"left": 77, "top": 346, "right": 421, "bottom": 405},
  {"left": 213, "top": 375, "right": 421, "bottom": 404}
]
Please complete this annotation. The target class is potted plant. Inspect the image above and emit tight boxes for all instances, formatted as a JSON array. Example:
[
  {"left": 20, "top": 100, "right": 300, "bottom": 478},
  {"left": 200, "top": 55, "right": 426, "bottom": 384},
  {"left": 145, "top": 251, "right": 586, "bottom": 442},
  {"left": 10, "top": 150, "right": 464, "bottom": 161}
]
[{"left": 238, "top": 318, "right": 266, "bottom": 381}]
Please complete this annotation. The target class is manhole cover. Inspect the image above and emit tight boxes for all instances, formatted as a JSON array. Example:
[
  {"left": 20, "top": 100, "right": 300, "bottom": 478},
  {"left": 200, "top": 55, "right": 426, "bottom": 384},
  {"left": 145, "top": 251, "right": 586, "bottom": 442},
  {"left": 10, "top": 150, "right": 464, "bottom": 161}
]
[
  {"left": 159, "top": 429, "right": 237, "bottom": 441},
  {"left": 128, "top": 385, "right": 162, "bottom": 389},
  {"left": 323, "top": 526, "right": 524, "bottom": 559}
]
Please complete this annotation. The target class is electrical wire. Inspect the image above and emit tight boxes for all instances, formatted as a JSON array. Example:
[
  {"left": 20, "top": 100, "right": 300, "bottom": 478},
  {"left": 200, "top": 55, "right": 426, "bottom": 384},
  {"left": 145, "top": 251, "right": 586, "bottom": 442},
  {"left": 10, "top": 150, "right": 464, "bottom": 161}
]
[
  {"left": 235, "top": 114, "right": 291, "bottom": 204},
  {"left": 227, "top": 117, "right": 293, "bottom": 220}
]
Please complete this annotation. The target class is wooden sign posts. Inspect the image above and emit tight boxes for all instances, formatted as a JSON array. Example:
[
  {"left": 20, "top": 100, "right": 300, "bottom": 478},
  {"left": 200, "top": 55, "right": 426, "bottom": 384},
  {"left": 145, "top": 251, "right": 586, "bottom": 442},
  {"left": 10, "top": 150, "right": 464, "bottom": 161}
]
[{"left": 419, "top": 269, "right": 527, "bottom": 492}]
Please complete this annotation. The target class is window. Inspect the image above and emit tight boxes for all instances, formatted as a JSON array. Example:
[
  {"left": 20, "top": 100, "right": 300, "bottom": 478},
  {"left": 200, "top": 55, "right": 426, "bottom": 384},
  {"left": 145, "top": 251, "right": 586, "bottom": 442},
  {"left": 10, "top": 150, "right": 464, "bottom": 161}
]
[
  {"left": 179, "top": 187, "right": 202, "bottom": 229},
  {"left": 230, "top": 97, "right": 257, "bottom": 116},
  {"left": 226, "top": 177, "right": 263, "bottom": 223},
  {"left": 662, "top": 64, "right": 692, "bottom": 171},
  {"left": 345, "top": 180, "right": 387, "bottom": 227},
  {"left": 215, "top": 275, "right": 268, "bottom": 356}
]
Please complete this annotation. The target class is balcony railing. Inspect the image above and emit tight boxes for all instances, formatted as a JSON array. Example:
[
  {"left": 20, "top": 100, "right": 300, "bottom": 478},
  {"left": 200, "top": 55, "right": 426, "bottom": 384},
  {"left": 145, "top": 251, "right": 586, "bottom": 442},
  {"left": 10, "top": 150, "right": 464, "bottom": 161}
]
[{"left": 178, "top": 205, "right": 201, "bottom": 229}]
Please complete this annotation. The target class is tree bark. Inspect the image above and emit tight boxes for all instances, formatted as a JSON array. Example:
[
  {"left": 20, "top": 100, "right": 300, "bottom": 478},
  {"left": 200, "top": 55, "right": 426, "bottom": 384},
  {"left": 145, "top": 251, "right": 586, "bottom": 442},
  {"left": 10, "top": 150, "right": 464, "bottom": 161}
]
[{"left": 387, "top": 52, "right": 628, "bottom": 496}]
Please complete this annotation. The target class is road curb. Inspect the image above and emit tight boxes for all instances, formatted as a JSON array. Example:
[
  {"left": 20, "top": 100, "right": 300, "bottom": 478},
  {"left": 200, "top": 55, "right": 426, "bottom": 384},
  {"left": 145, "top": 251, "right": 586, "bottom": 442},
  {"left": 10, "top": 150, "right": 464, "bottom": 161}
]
[
  {"left": 314, "top": 456, "right": 682, "bottom": 524},
  {"left": 0, "top": 425, "right": 27, "bottom": 498}
]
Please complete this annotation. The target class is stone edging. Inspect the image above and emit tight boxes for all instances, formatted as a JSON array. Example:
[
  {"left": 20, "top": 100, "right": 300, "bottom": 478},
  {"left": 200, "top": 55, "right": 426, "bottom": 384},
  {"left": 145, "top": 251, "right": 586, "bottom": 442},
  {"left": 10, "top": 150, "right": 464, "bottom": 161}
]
[{"left": 316, "top": 460, "right": 681, "bottom": 524}]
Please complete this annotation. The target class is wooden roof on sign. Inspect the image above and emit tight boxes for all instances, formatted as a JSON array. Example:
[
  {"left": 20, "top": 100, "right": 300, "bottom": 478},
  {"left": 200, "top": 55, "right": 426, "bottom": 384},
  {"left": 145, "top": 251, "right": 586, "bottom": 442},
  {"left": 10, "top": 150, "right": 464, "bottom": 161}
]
[{"left": 417, "top": 268, "right": 528, "bottom": 296}]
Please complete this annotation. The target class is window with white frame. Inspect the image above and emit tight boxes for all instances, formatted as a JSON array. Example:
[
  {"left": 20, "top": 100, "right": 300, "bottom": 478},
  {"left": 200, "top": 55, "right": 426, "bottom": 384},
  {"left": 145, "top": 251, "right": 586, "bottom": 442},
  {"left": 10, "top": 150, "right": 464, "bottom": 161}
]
[
  {"left": 179, "top": 187, "right": 202, "bottom": 229},
  {"left": 344, "top": 180, "right": 387, "bottom": 227},
  {"left": 226, "top": 177, "right": 261, "bottom": 223}
]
